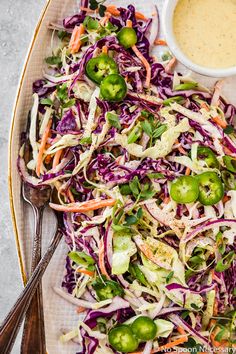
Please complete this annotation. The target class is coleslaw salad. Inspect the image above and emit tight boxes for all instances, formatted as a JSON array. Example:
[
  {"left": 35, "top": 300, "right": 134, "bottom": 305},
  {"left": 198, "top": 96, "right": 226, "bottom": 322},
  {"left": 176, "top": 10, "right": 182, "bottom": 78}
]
[{"left": 18, "top": 1, "right": 236, "bottom": 353}]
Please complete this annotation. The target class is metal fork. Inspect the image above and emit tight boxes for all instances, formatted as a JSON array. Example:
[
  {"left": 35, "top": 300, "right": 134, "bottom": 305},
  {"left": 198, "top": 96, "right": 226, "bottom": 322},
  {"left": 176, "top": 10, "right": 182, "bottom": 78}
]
[
  {"left": 0, "top": 196, "right": 64, "bottom": 354},
  {"left": 20, "top": 183, "right": 51, "bottom": 354}
]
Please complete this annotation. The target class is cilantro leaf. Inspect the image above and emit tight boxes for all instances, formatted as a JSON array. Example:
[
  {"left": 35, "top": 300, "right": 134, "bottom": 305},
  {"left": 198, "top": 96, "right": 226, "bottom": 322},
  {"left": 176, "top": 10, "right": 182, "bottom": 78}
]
[
  {"left": 79, "top": 137, "right": 92, "bottom": 145},
  {"left": 106, "top": 112, "right": 121, "bottom": 129},
  {"left": 62, "top": 98, "right": 75, "bottom": 109},
  {"left": 40, "top": 98, "right": 53, "bottom": 106},
  {"left": 141, "top": 120, "right": 153, "bottom": 137},
  {"left": 45, "top": 56, "right": 62, "bottom": 66},
  {"left": 125, "top": 215, "right": 138, "bottom": 226},
  {"left": 57, "top": 83, "right": 68, "bottom": 102},
  {"left": 224, "top": 125, "right": 234, "bottom": 135},
  {"left": 99, "top": 4, "right": 106, "bottom": 17},
  {"left": 58, "top": 30, "right": 68, "bottom": 40},
  {"left": 119, "top": 184, "right": 132, "bottom": 195},
  {"left": 129, "top": 176, "right": 140, "bottom": 198},
  {"left": 136, "top": 207, "right": 143, "bottom": 219}
]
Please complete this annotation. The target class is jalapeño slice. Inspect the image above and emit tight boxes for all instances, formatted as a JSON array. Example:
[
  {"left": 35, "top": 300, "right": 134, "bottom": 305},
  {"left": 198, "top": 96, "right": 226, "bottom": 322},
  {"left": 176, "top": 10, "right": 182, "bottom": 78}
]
[
  {"left": 117, "top": 27, "right": 137, "bottom": 49},
  {"left": 100, "top": 74, "right": 127, "bottom": 102},
  {"left": 197, "top": 172, "right": 224, "bottom": 206},
  {"left": 108, "top": 325, "right": 139, "bottom": 353},
  {"left": 170, "top": 176, "right": 199, "bottom": 204},
  {"left": 85, "top": 54, "right": 118, "bottom": 85}
]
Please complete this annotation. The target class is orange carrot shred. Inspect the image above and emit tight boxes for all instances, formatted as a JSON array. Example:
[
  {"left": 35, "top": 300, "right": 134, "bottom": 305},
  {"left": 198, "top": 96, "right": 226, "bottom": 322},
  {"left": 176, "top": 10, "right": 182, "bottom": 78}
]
[
  {"left": 52, "top": 149, "right": 63, "bottom": 169},
  {"left": 98, "top": 239, "right": 110, "bottom": 279},
  {"left": 126, "top": 20, "right": 151, "bottom": 87},
  {"left": 132, "top": 45, "right": 151, "bottom": 87},
  {"left": 154, "top": 39, "right": 167, "bottom": 46},
  {"left": 212, "top": 116, "right": 227, "bottom": 129},
  {"left": 106, "top": 5, "right": 121, "bottom": 17},
  {"left": 102, "top": 45, "right": 108, "bottom": 54},
  {"left": 200, "top": 102, "right": 210, "bottom": 111},
  {"left": 49, "top": 198, "right": 116, "bottom": 213},
  {"left": 36, "top": 119, "right": 52, "bottom": 177},
  {"left": 135, "top": 11, "right": 148, "bottom": 21},
  {"left": 44, "top": 154, "right": 52, "bottom": 164},
  {"left": 69, "top": 24, "right": 85, "bottom": 54},
  {"left": 223, "top": 146, "right": 233, "bottom": 155},
  {"left": 77, "top": 268, "right": 94, "bottom": 277},
  {"left": 99, "top": 13, "right": 111, "bottom": 26},
  {"left": 76, "top": 306, "right": 86, "bottom": 314},
  {"left": 165, "top": 57, "right": 177, "bottom": 74},
  {"left": 80, "top": 5, "right": 147, "bottom": 21},
  {"left": 68, "top": 189, "right": 75, "bottom": 203},
  {"left": 185, "top": 167, "right": 191, "bottom": 176},
  {"left": 223, "top": 195, "right": 230, "bottom": 204},
  {"left": 126, "top": 19, "right": 133, "bottom": 28}
]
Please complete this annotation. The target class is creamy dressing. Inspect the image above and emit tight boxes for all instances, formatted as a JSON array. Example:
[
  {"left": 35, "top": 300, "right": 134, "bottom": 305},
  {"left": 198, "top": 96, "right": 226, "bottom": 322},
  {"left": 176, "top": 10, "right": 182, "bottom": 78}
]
[{"left": 173, "top": 0, "right": 236, "bottom": 68}]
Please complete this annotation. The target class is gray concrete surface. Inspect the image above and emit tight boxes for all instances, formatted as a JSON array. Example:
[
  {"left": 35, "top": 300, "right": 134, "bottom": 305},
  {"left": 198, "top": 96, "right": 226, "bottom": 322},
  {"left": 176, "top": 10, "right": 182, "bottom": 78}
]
[{"left": 0, "top": 1, "right": 45, "bottom": 352}]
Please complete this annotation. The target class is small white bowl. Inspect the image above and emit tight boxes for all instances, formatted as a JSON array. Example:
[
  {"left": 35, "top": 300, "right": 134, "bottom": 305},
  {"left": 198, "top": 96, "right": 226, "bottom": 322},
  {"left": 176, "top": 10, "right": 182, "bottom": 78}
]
[{"left": 162, "top": 0, "right": 236, "bottom": 78}]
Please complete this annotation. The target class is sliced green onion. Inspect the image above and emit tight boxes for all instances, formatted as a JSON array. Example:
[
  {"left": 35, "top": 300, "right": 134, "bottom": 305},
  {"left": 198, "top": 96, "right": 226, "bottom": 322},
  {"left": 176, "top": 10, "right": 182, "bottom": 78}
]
[
  {"left": 174, "top": 82, "right": 198, "bottom": 91},
  {"left": 127, "top": 124, "right": 142, "bottom": 144},
  {"left": 162, "top": 96, "right": 184, "bottom": 106}
]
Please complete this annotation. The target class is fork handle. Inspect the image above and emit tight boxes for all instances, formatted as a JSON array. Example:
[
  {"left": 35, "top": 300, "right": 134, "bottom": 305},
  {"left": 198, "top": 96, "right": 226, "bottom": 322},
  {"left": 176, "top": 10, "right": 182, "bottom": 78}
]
[
  {"left": 21, "top": 207, "right": 46, "bottom": 354},
  {"left": 0, "top": 228, "right": 63, "bottom": 354}
]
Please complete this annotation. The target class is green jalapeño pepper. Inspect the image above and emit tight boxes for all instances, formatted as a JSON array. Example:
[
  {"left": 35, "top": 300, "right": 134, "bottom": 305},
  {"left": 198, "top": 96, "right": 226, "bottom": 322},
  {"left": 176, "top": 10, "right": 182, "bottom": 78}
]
[
  {"left": 92, "top": 275, "right": 124, "bottom": 301},
  {"left": 197, "top": 172, "right": 224, "bottom": 206},
  {"left": 100, "top": 74, "right": 127, "bottom": 102},
  {"left": 85, "top": 54, "right": 118, "bottom": 85},
  {"left": 108, "top": 325, "right": 138, "bottom": 352},
  {"left": 117, "top": 27, "right": 137, "bottom": 49},
  {"left": 222, "top": 170, "right": 236, "bottom": 190},
  {"left": 170, "top": 176, "right": 199, "bottom": 204},
  {"left": 131, "top": 316, "right": 157, "bottom": 341},
  {"left": 223, "top": 155, "right": 236, "bottom": 173},
  {"left": 197, "top": 146, "right": 219, "bottom": 168}
]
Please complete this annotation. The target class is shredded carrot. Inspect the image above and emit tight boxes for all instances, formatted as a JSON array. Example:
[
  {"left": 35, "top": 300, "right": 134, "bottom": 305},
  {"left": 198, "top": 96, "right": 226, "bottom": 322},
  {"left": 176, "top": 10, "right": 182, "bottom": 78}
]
[
  {"left": 52, "top": 149, "right": 63, "bottom": 169},
  {"left": 213, "top": 298, "right": 218, "bottom": 316},
  {"left": 165, "top": 56, "right": 177, "bottom": 74},
  {"left": 212, "top": 116, "right": 227, "bottom": 129},
  {"left": 175, "top": 140, "right": 187, "bottom": 155},
  {"left": 156, "top": 337, "right": 188, "bottom": 352},
  {"left": 200, "top": 102, "right": 210, "bottom": 111},
  {"left": 68, "top": 189, "right": 75, "bottom": 203},
  {"left": 44, "top": 154, "right": 52, "bottom": 164},
  {"left": 80, "top": 5, "right": 147, "bottom": 20},
  {"left": 49, "top": 198, "right": 116, "bottom": 213},
  {"left": 185, "top": 167, "right": 191, "bottom": 176},
  {"left": 131, "top": 333, "right": 188, "bottom": 354},
  {"left": 126, "top": 19, "right": 133, "bottom": 28},
  {"left": 77, "top": 268, "right": 94, "bottom": 277},
  {"left": 223, "top": 146, "right": 233, "bottom": 155},
  {"left": 99, "top": 12, "right": 111, "bottom": 26},
  {"left": 69, "top": 24, "right": 85, "bottom": 54},
  {"left": 126, "top": 20, "right": 151, "bottom": 87},
  {"left": 102, "top": 45, "right": 108, "bottom": 54},
  {"left": 105, "top": 4, "right": 120, "bottom": 16},
  {"left": 134, "top": 11, "right": 148, "bottom": 21},
  {"left": 98, "top": 239, "right": 110, "bottom": 279},
  {"left": 223, "top": 195, "right": 230, "bottom": 204},
  {"left": 176, "top": 327, "right": 187, "bottom": 336},
  {"left": 136, "top": 240, "right": 164, "bottom": 266},
  {"left": 154, "top": 39, "right": 167, "bottom": 46},
  {"left": 36, "top": 119, "right": 52, "bottom": 177},
  {"left": 132, "top": 45, "right": 151, "bottom": 87},
  {"left": 76, "top": 306, "right": 86, "bottom": 314},
  {"left": 164, "top": 197, "right": 170, "bottom": 204}
]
